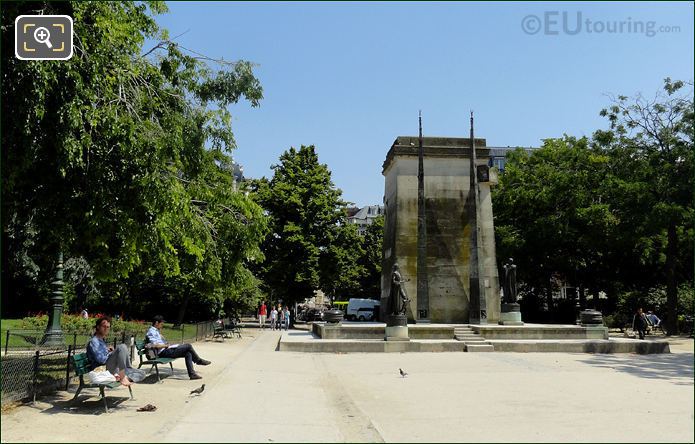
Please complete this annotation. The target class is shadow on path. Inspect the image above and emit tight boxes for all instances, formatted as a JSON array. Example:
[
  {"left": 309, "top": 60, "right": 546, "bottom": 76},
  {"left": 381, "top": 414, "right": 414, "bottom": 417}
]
[
  {"left": 579, "top": 353, "right": 694, "bottom": 385},
  {"left": 36, "top": 392, "right": 131, "bottom": 416}
]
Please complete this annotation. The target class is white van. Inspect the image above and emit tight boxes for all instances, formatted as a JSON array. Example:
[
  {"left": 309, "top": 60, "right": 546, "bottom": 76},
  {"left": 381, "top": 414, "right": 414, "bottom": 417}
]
[{"left": 346, "top": 298, "right": 380, "bottom": 321}]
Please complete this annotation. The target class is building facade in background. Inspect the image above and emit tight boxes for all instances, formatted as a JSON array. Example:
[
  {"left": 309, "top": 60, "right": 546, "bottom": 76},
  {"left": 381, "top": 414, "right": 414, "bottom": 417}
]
[{"left": 347, "top": 205, "right": 384, "bottom": 235}]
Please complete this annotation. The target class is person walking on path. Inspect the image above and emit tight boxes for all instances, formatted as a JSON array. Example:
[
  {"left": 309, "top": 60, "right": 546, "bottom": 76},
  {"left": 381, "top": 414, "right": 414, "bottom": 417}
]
[
  {"left": 283, "top": 306, "right": 291, "bottom": 331},
  {"left": 632, "top": 307, "right": 648, "bottom": 340},
  {"left": 258, "top": 301, "right": 268, "bottom": 330},
  {"left": 278, "top": 305, "right": 284, "bottom": 331},
  {"left": 270, "top": 306, "right": 278, "bottom": 330}
]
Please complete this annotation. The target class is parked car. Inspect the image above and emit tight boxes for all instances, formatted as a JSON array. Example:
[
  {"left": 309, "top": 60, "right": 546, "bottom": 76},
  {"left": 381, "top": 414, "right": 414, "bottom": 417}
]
[
  {"left": 346, "top": 298, "right": 380, "bottom": 321},
  {"left": 355, "top": 307, "right": 376, "bottom": 321}
]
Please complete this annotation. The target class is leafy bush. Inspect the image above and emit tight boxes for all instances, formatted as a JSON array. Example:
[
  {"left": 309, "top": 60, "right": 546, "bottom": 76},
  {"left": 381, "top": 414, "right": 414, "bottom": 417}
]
[
  {"left": 603, "top": 314, "right": 628, "bottom": 330},
  {"left": 20, "top": 314, "right": 147, "bottom": 335}
]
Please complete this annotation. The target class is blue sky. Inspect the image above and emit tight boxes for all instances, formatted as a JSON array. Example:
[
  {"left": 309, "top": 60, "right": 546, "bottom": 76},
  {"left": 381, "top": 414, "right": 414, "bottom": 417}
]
[{"left": 154, "top": 1, "right": 693, "bottom": 207}]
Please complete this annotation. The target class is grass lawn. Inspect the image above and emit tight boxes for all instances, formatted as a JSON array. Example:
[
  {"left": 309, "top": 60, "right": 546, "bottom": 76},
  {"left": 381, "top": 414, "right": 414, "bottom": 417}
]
[{"left": 0, "top": 319, "right": 23, "bottom": 330}]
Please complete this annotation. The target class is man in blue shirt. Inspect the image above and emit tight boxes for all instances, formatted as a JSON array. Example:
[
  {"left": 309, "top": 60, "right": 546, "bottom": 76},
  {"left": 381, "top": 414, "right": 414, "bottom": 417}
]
[
  {"left": 647, "top": 311, "right": 661, "bottom": 327},
  {"left": 146, "top": 315, "right": 211, "bottom": 380},
  {"left": 86, "top": 317, "right": 132, "bottom": 386}
]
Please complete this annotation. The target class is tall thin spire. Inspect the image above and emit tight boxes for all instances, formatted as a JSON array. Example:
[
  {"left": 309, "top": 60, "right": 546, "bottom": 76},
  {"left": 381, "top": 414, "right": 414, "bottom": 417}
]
[
  {"left": 468, "top": 111, "right": 487, "bottom": 324},
  {"left": 417, "top": 110, "right": 429, "bottom": 322}
]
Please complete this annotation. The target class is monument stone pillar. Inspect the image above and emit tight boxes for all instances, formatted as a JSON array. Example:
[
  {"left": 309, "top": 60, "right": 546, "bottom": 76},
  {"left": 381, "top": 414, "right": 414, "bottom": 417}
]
[{"left": 381, "top": 137, "right": 500, "bottom": 324}]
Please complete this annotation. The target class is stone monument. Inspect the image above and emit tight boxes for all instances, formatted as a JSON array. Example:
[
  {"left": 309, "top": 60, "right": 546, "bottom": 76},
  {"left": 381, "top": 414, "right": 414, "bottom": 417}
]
[
  {"left": 499, "top": 258, "right": 523, "bottom": 325},
  {"left": 381, "top": 136, "right": 500, "bottom": 323}
]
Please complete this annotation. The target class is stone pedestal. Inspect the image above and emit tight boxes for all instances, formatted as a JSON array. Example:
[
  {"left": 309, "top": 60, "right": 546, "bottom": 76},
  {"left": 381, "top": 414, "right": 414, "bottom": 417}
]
[
  {"left": 499, "top": 303, "right": 523, "bottom": 326},
  {"left": 385, "top": 314, "right": 410, "bottom": 341},
  {"left": 323, "top": 309, "right": 344, "bottom": 324},
  {"left": 580, "top": 309, "right": 604, "bottom": 326}
]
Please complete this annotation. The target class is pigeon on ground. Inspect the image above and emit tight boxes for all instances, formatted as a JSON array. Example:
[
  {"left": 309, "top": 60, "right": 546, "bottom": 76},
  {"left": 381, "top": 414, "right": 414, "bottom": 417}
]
[
  {"left": 399, "top": 368, "right": 408, "bottom": 378},
  {"left": 137, "top": 403, "right": 157, "bottom": 412},
  {"left": 190, "top": 384, "right": 205, "bottom": 395}
]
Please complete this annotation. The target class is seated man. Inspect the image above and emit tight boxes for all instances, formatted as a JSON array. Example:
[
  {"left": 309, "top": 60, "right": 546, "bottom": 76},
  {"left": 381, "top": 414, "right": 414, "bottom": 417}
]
[
  {"left": 146, "top": 315, "right": 211, "bottom": 380},
  {"left": 646, "top": 311, "right": 661, "bottom": 327},
  {"left": 86, "top": 317, "right": 132, "bottom": 386}
]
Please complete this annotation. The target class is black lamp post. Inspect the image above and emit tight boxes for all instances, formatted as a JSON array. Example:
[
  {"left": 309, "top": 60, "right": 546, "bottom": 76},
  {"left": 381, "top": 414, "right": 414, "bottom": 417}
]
[{"left": 41, "top": 252, "right": 66, "bottom": 346}]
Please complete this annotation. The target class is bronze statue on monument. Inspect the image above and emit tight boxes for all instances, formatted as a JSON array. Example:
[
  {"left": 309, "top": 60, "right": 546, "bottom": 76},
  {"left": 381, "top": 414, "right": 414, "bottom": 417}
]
[
  {"left": 389, "top": 263, "right": 411, "bottom": 316},
  {"left": 386, "top": 263, "right": 410, "bottom": 331},
  {"left": 502, "top": 258, "right": 518, "bottom": 304},
  {"left": 499, "top": 257, "right": 523, "bottom": 325}
]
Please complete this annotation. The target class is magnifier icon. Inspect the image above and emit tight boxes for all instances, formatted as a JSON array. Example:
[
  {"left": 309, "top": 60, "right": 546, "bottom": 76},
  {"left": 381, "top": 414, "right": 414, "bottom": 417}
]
[{"left": 33, "top": 26, "right": 53, "bottom": 49}]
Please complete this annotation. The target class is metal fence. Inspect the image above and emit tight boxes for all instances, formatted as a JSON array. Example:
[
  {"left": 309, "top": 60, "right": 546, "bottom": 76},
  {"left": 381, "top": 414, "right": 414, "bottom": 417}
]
[{"left": 0, "top": 320, "right": 227, "bottom": 405}]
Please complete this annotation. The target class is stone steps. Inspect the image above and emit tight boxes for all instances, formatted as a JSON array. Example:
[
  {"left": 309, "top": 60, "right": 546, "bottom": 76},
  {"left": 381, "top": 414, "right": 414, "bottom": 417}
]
[
  {"left": 455, "top": 335, "right": 487, "bottom": 342},
  {"left": 453, "top": 325, "right": 494, "bottom": 352},
  {"left": 465, "top": 343, "right": 495, "bottom": 352}
]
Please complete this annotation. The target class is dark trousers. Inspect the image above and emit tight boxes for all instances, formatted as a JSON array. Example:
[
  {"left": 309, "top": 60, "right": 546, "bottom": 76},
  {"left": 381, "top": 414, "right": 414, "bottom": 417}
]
[{"left": 158, "top": 343, "right": 202, "bottom": 376}]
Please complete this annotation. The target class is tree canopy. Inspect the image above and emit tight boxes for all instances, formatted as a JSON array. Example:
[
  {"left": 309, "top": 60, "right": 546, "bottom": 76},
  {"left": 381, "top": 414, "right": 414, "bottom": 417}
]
[
  {"left": 493, "top": 79, "right": 694, "bottom": 331},
  {"left": 251, "top": 145, "right": 373, "bottom": 307},
  {"left": 2, "top": 1, "right": 267, "bottom": 320}
]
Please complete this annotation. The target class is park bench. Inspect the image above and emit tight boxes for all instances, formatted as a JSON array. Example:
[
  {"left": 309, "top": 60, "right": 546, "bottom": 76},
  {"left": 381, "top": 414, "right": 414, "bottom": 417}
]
[
  {"left": 224, "top": 318, "right": 242, "bottom": 338},
  {"left": 212, "top": 319, "right": 242, "bottom": 340},
  {"left": 70, "top": 352, "right": 133, "bottom": 413},
  {"left": 135, "top": 339, "right": 176, "bottom": 382},
  {"left": 212, "top": 322, "right": 231, "bottom": 341}
]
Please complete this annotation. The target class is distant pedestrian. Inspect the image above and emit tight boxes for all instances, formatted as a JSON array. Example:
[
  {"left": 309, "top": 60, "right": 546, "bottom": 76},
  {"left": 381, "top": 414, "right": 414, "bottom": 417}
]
[
  {"left": 646, "top": 311, "right": 661, "bottom": 328},
  {"left": 258, "top": 301, "right": 267, "bottom": 330},
  {"left": 270, "top": 306, "right": 278, "bottom": 330},
  {"left": 283, "top": 306, "right": 291, "bottom": 331},
  {"left": 80, "top": 308, "right": 89, "bottom": 319},
  {"left": 632, "top": 307, "right": 648, "bottom": 340}
]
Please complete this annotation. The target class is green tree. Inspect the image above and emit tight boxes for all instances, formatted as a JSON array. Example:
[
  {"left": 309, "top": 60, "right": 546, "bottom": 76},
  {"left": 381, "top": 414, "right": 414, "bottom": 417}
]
[
  {"left": 356, "top": 215, "right": 384, "bottom": 299},
  {"left": 2, "top": 1, "right": 266, "bottom": 318},
  {"left": 595, "top": 78, "right": 694, "bottom": 334},
  {"left": 252, "top": 145, "right": 358, "bottom": 306},
  {"left": 493, "top": 137, "right": 617, "bottom": 313},
  {"left": 319, "top": 222, "right": 365, "bottom": 301},
  {"left": 492, "top": 80, "right": 693, "bottom": 330}
]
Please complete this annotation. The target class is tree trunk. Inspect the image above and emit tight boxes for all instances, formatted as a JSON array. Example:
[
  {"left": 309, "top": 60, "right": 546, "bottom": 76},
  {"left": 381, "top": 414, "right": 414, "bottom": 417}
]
[
  {"left": 665, "top": 221, "right": 678, "bottom": 335},
  {"left": 175, "top": 293, "right": 191, "bottom": 328}
]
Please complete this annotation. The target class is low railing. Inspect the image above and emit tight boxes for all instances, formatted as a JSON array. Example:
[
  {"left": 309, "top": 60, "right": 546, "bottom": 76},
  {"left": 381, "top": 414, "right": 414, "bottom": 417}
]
[{"left": 0, "top": 319, "right": 231, "bottom": 406}]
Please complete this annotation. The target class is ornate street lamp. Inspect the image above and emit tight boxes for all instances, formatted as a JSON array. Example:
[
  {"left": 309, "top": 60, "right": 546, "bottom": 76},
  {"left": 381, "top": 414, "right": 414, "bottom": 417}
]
[{"left": 41, "top": 252, "right": 66, "bottom": 346}]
